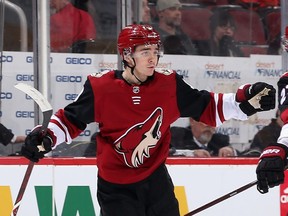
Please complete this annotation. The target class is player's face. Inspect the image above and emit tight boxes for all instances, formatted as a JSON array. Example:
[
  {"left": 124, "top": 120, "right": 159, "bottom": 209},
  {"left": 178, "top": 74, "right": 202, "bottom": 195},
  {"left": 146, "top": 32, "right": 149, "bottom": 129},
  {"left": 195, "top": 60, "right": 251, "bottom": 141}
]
[{"left": 132, "top": 44, "right": 159, "bottom": 78}]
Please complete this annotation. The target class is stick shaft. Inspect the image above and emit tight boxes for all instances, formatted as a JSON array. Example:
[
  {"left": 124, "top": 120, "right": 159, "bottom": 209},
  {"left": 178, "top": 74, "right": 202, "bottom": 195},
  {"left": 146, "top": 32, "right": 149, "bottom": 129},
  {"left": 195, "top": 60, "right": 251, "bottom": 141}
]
[
  {"left": 12, "top": 161, "right": 35, "bottom": 216},
  {"left": 12, "top": 83, "right": 53, "bottom": 216},
  {"left": 184, "top": 180, "right": 258, "bottom": 216}
]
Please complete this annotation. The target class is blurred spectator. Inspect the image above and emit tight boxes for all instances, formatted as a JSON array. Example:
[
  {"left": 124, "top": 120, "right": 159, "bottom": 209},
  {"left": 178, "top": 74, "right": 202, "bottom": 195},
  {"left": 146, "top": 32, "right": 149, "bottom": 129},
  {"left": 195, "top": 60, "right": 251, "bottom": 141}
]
[
  {"left": 141, "top": 0, "right": 151, "bottom": 24},
  {"left": 208, "top": 10, "right": 244, "bottom": 57},
  {"left": 50, "top": 0, "right": 96, "bottom": 53},
  {"left": 170, "top": 118, "right": 237, "bottom": 157},
  {"left": 258, "top": 0, "right": 279, "bottom": 7},
  {"left": 132, "top": 0, "right": 151, "bottom": 24},
  {"left": 0, "top": 123, "right": 26, "bottom": 146},
  {"left": 241, "top": 110, "right": 283, "bottom": 157},
  {"left": 267, "top": 32, "right": 281, "bottom": 55},
  {"left": 163, "top": 35, "right": 187, "bottom": 54},
  {"left": 239, "top": 0, "right": 279, "bottom": 8},
  {"left": 153, "top": 0, "right": 198, "bottom": 55},
  {"left": 71, "top": 0, "right": 89, "bottom": 11},
  {"left": 232, "top": 0, "right": 279, "bottom": 10}
]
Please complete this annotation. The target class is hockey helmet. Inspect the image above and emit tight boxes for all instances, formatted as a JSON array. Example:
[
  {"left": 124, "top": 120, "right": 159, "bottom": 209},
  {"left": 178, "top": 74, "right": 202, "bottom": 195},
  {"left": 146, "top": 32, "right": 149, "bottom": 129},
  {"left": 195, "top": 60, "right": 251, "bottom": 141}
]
[{"left": 118, "top": 24, "right": 162, "bottom": 57}]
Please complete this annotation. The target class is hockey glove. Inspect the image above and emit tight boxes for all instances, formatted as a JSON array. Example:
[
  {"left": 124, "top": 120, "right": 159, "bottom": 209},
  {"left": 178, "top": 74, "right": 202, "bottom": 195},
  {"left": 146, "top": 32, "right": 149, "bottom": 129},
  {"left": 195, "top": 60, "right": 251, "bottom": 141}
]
[
  {"left": 236, "top": 82, "right": 276, "bottom": 116},
  {"left": 256, "top": 144, "right": 288, "bottom": 194},
  {"left": 21, "top": 126, "right": 55, "bottom": 162},
  {"left": 278, "top": 72, "right": 288, "bottom": 123}
]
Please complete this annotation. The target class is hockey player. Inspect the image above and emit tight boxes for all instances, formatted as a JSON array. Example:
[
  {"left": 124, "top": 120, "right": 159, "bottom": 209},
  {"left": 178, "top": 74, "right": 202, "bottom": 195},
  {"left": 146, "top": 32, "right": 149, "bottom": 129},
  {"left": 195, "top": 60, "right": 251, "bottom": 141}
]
[
  {"left": 256, "top": 72, "right": 288, "bottom": 194},
  {"left": 22, "top": 24, "right": 276, "bottom": 216}
]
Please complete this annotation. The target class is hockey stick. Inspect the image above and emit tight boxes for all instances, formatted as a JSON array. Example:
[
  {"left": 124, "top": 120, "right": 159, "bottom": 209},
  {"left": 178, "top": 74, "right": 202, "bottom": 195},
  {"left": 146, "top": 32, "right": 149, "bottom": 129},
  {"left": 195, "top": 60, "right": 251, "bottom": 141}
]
[
  {"left": 12, "top": 83, "right": 53, "bottom": 216},
  {"left": 184, "top": 180, "right": 257, "bottom": 216}
]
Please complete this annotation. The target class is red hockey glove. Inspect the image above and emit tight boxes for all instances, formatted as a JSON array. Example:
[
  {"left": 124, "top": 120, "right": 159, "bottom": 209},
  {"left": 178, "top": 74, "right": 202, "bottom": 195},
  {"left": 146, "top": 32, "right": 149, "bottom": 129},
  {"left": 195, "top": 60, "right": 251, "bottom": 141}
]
[
  {"left": 256, "top": 144, "right": 288, "bottom": 194},
  {"left": 236, "top": 82, "right": 276, "bottom": 116},
  {"left": 21, "top": 126, "right": 55, "bottom": 162},
  {"left": 278, "top": 72, "right": 288, "bottom": 124}
]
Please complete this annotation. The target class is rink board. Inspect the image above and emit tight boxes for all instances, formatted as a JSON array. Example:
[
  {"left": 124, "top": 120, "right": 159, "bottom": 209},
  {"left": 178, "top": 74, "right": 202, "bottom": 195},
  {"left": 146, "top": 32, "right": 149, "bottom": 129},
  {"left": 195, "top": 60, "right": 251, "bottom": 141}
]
[{"left": 0, "top": 157, "right": 286, "bottom": 216}]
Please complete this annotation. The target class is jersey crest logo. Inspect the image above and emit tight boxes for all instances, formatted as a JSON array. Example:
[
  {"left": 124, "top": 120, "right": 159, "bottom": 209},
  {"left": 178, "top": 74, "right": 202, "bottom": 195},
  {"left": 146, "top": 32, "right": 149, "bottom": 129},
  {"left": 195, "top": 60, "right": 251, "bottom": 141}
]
[{"left": 114, "top": 108, "right": 163, "bottom": 168}]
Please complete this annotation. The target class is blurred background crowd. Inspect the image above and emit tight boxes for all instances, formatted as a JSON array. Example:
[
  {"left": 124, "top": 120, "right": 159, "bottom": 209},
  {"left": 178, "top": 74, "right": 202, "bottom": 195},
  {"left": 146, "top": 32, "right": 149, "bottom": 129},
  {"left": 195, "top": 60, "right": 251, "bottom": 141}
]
[{"left": 1, "top": 0, "right": 283, "bottom": 56}]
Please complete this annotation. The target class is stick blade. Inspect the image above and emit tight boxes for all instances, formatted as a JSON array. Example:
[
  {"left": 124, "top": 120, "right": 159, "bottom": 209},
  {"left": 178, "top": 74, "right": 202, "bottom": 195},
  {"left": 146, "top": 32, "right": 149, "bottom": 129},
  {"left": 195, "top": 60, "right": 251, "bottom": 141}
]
[{"left": 14, "top": 83, "right": 52, "bottom": 112}]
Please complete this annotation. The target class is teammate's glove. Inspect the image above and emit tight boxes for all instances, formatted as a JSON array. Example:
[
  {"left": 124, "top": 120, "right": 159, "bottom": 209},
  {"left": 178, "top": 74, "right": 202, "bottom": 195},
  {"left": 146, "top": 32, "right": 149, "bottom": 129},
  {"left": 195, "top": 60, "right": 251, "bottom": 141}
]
[
  {"left": 236, "top": 82, "right": 276, "bottom": 116},
  {"left": 21, "top": 126, "right": 55, "bottom": 162},
  {"left": 256, "top": 144, "right": 288, "bottom": 194}
]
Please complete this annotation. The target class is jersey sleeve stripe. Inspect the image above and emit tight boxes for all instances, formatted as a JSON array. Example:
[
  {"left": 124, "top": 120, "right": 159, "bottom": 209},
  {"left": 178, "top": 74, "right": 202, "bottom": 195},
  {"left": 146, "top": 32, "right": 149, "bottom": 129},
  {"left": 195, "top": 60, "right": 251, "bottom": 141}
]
[
  {"left": 49, "top": 115, "right": 73, "bottom": 145},
  {"left": 222, "top": 93, "right": 248, "bottom": 121},
  {"left": 217, "top": 93, "right": 225, "bottom": 124}
]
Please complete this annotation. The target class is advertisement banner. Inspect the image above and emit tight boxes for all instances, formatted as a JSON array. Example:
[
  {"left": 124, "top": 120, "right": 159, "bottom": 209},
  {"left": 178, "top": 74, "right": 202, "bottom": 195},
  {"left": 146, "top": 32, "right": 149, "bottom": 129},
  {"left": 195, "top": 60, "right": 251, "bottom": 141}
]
[
  {"left": 0, "top": 52, "right": 282, "bottom": 145},
  {"left": 0, "top": 157, "right": 280, "bottom": 216}
]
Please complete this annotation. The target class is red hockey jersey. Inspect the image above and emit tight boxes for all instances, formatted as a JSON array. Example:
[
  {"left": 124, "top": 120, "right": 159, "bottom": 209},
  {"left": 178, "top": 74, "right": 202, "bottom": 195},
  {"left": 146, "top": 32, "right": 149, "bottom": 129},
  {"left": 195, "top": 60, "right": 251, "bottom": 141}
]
[{"left": 49, "top": 69, "right": 247, "bottom": 184}]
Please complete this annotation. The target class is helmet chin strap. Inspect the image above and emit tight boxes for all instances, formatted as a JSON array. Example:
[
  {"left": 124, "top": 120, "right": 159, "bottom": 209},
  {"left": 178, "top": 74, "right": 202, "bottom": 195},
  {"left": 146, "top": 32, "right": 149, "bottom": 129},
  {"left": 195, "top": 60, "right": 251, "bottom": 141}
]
[
  {"left": 123, "top": 58, "right": 144, "bottom": 84},
  {"left": 123, "top": 56, "right": 160, "bottom": 84}
]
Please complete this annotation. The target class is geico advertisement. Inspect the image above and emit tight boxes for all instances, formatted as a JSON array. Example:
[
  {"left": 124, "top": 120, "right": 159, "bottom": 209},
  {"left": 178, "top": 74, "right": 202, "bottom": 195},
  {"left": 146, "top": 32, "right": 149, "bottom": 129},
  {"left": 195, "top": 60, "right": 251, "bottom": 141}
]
[
  {"left": 0, "top": 52, "right": 282, "bottom": 144},
  {"left": 0, "top": 162, "right": 281, "bottom": 216}
]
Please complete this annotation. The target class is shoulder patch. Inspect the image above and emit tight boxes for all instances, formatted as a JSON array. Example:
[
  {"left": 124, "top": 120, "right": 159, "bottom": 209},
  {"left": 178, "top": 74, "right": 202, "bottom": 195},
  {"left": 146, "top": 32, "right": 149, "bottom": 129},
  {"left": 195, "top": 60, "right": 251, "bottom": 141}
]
[
  {"left": 90, "top": 70, "right": 111, "bottom": 78},
  {"left": 155, "top": 68, "right": 174, "bottom": 75}
]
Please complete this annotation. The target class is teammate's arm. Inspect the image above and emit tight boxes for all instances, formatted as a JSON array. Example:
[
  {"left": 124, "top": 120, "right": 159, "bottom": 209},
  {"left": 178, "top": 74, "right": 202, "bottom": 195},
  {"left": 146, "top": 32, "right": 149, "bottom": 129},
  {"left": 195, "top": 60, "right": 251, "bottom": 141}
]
[{"left": 256, "top": 72, "right": 288, "bottom": 193}]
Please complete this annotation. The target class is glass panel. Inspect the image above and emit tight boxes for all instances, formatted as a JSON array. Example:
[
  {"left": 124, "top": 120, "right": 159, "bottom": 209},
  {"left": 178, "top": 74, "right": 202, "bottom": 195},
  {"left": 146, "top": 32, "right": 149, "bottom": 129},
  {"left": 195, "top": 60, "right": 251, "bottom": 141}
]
[
  {"left": 0, "top": 0, "right": 282, "bottom": 55},
  {"left": 0, "top": 0, "right": 117, "bottom": 54},
  {"left": 3, "top": 0, "right": 33, "bottom": 52}
]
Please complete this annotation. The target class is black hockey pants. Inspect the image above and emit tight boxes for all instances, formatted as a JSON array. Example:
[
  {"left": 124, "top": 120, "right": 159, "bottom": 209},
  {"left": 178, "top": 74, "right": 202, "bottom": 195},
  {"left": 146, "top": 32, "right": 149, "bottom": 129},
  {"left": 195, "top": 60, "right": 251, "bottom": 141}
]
[{"left": 97, "top": 164, "right": 180, "bottom": 216}]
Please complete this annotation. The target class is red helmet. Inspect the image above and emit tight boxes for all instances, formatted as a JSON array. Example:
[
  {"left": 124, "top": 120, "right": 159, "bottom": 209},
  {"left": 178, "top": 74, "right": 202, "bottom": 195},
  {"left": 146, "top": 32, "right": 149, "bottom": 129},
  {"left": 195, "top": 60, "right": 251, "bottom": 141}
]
[{"left": 118, "top": 24, "right": 162, "bottom": 56}]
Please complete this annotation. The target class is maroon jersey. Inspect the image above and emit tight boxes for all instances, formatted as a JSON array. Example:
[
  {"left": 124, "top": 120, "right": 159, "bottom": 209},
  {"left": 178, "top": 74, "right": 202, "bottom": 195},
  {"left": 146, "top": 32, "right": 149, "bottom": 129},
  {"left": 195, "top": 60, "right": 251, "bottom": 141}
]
[{"left": 49, "top": 69, "right": 247, "bottom": 183}]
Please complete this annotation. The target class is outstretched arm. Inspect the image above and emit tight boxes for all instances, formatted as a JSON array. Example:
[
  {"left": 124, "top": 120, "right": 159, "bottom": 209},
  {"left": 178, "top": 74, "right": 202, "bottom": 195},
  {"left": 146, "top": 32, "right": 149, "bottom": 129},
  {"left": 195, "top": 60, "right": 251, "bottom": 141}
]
[{"left": 176, "top": 73, "right": 276, "bottom": 127}]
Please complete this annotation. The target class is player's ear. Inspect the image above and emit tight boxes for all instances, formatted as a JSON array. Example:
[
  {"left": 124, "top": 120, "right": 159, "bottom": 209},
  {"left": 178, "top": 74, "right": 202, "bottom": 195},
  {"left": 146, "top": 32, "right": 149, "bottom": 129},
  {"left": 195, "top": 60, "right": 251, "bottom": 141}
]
[
  {"left": 123, "top": 54, "right": 135, "bottom": 67},
  {"left": 123, "top": 53, "right": 132, "bottom": 62}
]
